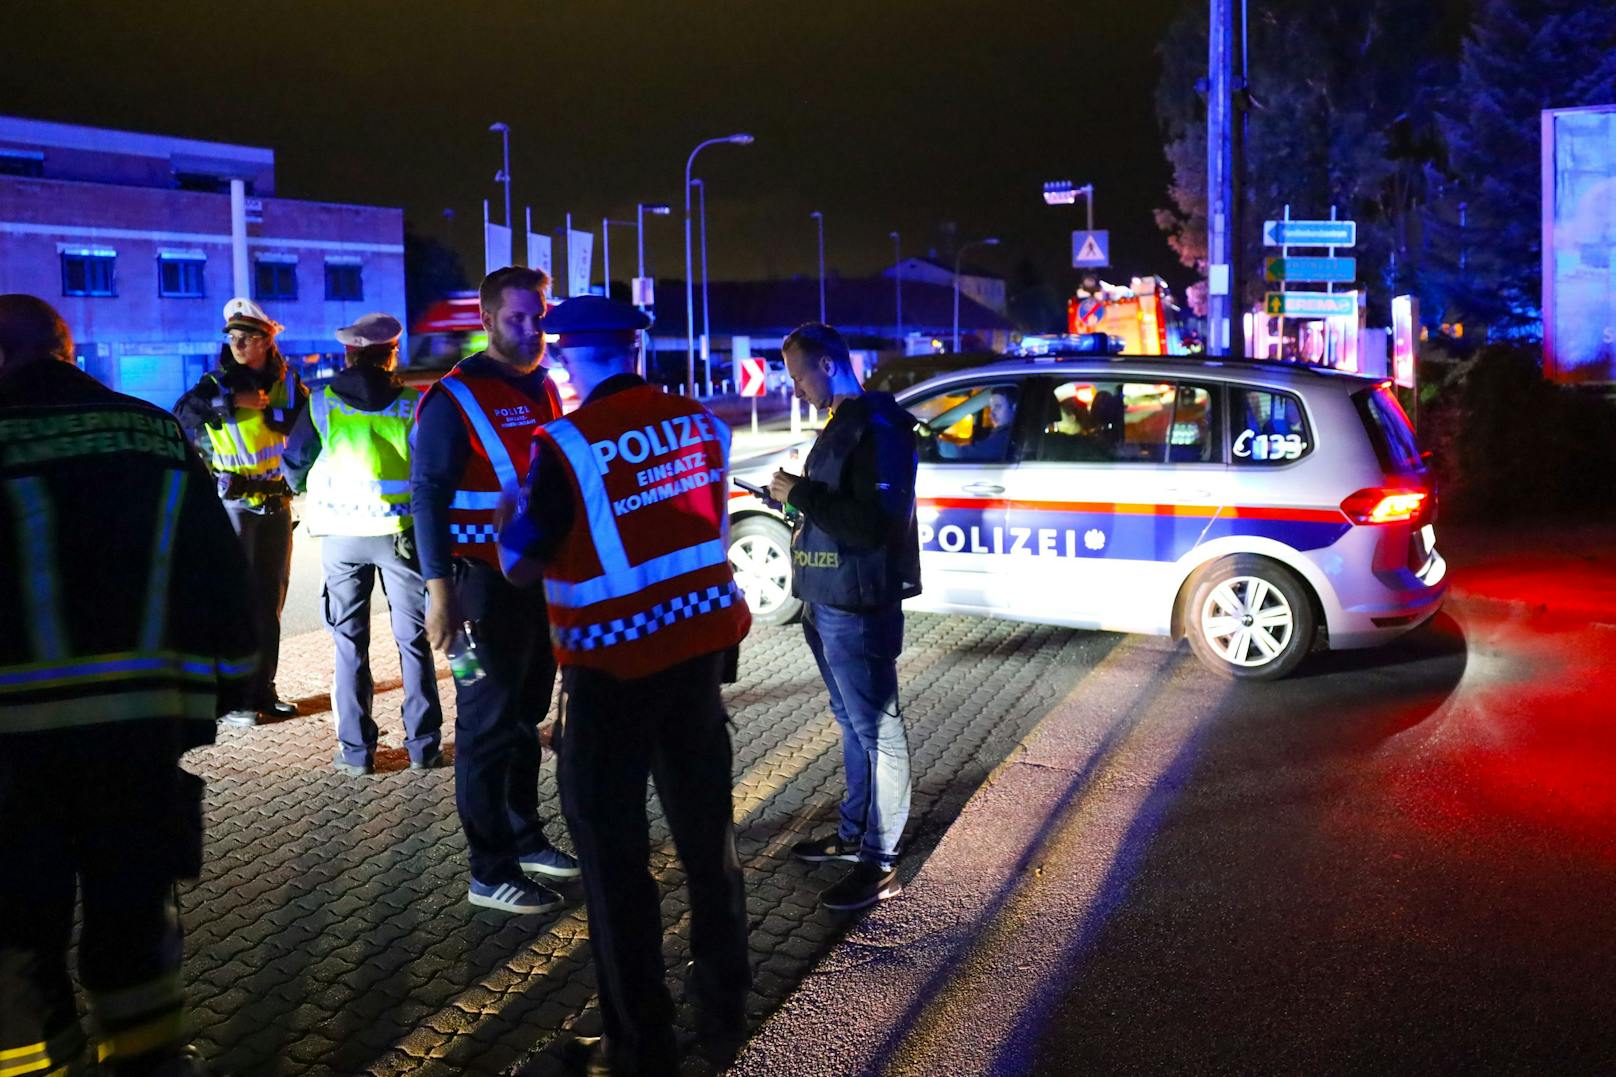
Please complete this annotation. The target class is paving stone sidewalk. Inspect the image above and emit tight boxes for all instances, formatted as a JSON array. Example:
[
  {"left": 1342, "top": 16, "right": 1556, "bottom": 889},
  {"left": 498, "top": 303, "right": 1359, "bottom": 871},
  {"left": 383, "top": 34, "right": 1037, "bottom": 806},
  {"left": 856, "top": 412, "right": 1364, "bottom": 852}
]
[{"left": 172, "top": 612, "right": 1115, "bottom": 1076}]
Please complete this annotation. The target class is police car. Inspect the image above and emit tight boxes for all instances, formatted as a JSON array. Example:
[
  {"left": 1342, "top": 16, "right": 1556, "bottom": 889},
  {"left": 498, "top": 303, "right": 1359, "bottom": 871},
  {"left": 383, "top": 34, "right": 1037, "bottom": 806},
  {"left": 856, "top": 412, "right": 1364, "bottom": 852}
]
[{"left": 726, "top": 354, "right": 1446, "bottom": 680}]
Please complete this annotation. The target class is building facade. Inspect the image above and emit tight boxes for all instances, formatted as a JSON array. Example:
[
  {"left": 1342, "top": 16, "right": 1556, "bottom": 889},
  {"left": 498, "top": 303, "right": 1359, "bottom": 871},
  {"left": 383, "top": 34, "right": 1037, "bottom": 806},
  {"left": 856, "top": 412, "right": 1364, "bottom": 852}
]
[{"left": 0, "top": 115, "right": 404, "bottom": 408}]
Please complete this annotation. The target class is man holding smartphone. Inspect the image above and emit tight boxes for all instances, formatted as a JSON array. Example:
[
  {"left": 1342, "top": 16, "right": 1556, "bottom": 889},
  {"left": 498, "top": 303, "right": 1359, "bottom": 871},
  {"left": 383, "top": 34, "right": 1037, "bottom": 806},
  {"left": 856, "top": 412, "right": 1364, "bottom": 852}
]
[{"left": 768, "top": 323, "right": 921, "bottom": 911}]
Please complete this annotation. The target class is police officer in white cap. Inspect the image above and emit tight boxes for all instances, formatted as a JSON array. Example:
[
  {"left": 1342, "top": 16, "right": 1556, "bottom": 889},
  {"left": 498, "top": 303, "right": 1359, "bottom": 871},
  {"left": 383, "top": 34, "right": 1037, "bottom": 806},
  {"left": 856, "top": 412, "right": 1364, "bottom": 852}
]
[
  {"left": 175, "top": 298, "right": 309, "bottom": 726},
  {"left": 283, "top": 314, "right": 444, "bottom": 774}
]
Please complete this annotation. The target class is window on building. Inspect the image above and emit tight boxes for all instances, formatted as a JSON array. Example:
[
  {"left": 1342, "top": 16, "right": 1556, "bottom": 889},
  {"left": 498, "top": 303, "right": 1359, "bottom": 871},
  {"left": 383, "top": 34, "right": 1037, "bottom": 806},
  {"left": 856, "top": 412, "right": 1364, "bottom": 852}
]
[
  {"left": 254, "top": 258, "right": 298, "bottom": 301},
  {"left": 0, "top": 149, "right": 45, "bottom": 178},
  {"left": 61, "top": 250, "right": 117, "bottom": 297},
  {"left": 158, "top": 253, "right": 206, "bottom": 298},
  {"left": 325, "top": 261, "right": 364, "bottom": 301}
]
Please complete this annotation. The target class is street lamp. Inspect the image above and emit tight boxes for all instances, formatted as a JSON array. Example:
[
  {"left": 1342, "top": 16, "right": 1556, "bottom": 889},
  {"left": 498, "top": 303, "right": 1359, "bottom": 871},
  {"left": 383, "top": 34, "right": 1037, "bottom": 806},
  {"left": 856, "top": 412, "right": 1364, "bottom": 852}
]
[
  {"left": 890, "top": 230, "right": 902, "bottom": 349},
  {"left": 692, "top": 178, "right": 714, "bottom": 394},
  {"left": 685, "top": 133, "right": 753, "bottom": 398},
  {"left": 953, "top": 237, "right": 1000, "bottom": 352},
  {"left": 602, "top": 218, "right": 638, "bottom": 299},
  {"left": 634, "top": 202, "right": 671, "bottom": 294},
  {"left": 809, "top": 211, "right": 826, "bottom": 323},
  {"left": 488, "top": 122, "right": 511, "bottom": 231},
  {"left": 1042, "top": 179, "right": 1095, "bottom": 232}
]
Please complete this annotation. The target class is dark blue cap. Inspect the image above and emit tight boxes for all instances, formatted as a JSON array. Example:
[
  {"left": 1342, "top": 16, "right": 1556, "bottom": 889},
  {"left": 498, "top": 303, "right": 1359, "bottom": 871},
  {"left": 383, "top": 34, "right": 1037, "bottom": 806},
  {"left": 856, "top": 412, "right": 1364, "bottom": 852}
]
[{"left": 544, "top": 295, "right": 652, "bottom": 345}]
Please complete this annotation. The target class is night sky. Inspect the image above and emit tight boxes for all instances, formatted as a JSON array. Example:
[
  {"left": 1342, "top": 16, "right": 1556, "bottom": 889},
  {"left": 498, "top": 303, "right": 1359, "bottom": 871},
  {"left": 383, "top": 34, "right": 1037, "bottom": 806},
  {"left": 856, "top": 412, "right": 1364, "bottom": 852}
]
[{"left": 2, "top": 1, "right": 1190, "bottom": 298}]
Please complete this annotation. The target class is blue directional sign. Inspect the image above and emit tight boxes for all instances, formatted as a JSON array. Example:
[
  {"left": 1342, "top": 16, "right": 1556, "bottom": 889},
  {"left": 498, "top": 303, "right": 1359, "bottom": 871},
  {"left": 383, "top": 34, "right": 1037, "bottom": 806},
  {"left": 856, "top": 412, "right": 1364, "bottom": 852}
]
[
  {"left": 1071, "top": 230, "right": 1110, "bottom": 267},
  {"left": 1262, "top": 219, "right": 1356, "bottom": 248}
]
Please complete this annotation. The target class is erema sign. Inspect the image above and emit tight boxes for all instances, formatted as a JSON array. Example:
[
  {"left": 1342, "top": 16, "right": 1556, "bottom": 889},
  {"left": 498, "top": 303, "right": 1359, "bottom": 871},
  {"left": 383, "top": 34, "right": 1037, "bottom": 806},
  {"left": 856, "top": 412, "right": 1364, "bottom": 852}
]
[{"left": 1264, "top": 291, "right": 1358, "bottom": 318}]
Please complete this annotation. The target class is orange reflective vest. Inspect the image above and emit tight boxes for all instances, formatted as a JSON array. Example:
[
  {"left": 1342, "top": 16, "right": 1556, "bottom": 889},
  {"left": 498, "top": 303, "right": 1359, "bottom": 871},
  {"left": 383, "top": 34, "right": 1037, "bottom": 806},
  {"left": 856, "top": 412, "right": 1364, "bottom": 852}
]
[
  {"left": 533, "top": 385, "right": 750, "bottom": 678},
  {"left": 425, "top": 362, "right": 562, "bottom": 569}
]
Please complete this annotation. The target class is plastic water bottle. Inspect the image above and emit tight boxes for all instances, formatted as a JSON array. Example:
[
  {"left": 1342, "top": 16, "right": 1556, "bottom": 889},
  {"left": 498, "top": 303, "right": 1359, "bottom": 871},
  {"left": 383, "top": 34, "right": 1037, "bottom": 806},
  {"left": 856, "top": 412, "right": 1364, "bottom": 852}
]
[{"left": 446, "top": 620, "right": 485, "bottom": 686}]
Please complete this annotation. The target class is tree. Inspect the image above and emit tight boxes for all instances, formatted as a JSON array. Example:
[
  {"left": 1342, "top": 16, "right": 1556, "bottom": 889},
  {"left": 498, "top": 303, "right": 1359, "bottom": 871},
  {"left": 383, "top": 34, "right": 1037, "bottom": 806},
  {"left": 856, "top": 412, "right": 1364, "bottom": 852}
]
[
  {"left": 403, "top": 227, "right": 470, "bottom": 330},
  {"left": 1156, "top": 0, "right": 1451, "bottom": 322},
  {"left": 1422, "top": 0, "right": 1616, "bottom": 338}
]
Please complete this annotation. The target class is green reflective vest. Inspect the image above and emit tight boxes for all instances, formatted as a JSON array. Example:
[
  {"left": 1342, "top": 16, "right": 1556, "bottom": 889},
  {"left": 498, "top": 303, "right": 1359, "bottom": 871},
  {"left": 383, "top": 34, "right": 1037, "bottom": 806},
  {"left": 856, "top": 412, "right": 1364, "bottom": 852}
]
[
  {"left": 303, "top": 385, "right": 420, "bottom": 537},
  {"left": 202, "top": 368, "right": 298, "bottom": 509}
]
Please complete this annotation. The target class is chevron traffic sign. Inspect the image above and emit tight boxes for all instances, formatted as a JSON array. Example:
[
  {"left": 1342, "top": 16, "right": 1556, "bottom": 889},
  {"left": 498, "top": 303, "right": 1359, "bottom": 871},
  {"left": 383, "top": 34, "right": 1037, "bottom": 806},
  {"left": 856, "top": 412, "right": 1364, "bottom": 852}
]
[{"left": 738, "top": 356, "right": 768, "bottom": 397}]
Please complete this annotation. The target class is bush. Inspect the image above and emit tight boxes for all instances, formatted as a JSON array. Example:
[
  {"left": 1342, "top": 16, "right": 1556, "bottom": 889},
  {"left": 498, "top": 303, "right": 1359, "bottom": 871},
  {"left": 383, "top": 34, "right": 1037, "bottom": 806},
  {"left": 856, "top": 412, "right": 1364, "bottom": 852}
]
[{"left": 1417, "top": 344, "right": 1616, "bottom": 522}]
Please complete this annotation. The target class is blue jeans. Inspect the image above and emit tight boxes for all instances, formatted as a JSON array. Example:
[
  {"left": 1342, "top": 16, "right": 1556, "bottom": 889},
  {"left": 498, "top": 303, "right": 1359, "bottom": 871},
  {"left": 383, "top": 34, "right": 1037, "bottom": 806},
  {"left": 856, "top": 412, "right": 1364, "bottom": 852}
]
[{"left": 802, "top": 602, "right": 911, "bottom": 868}]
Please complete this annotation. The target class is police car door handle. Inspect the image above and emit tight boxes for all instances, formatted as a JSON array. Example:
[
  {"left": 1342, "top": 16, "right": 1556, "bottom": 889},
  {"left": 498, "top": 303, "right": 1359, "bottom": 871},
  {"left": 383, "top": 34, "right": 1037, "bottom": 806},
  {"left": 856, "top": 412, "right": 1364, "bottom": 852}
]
[{"left": 963, "top": 482, "right": 1005, "bottom": 496}]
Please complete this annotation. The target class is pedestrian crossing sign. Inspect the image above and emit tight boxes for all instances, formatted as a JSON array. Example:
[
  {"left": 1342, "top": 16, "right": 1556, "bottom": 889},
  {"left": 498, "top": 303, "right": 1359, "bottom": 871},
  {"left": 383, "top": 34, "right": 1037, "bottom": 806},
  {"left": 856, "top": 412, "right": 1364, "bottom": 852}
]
[{"left": 1072, "top": 230, "right": 1109, "bottom": 268}]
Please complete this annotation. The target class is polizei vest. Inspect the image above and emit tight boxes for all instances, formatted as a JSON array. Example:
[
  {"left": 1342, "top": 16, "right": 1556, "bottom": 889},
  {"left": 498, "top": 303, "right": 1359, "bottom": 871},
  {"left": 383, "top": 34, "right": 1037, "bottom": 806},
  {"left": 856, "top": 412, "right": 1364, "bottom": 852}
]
[{"left": 790, "top": 392, "right": 922, "bottom": 610}]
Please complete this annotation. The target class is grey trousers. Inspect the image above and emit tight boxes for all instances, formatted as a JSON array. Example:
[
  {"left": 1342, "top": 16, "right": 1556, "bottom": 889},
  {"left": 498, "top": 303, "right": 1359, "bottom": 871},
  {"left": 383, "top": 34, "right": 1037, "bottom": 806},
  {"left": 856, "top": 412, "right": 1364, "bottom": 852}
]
[{"left": 321, "top": 533, "right": 444, "bottom": 765}]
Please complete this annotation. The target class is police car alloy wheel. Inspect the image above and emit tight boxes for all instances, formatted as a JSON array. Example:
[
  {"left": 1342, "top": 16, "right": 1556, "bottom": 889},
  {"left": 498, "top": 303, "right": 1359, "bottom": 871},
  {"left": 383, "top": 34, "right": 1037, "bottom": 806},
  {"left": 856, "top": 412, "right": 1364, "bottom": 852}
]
[
  {"left": 728, "top": 517, "right": 801, "bottom": 626},
  {"left": 1184, "top": 555, "right": 1316, "bottom": 681}
]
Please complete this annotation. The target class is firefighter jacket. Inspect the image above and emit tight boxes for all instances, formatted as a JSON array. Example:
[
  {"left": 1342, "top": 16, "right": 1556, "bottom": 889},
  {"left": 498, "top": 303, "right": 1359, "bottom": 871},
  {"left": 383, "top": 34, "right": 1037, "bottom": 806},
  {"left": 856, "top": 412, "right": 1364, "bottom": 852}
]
[
  {"left": 417, "top": 357, "right": 562, "bottom": 569},
  {"left": 787, "top": 391, "right": 922, "bottom": 610},
  {"left": 297, "top": 382, "right": 420, "bottom": 537},
  {"left": 0, "top": 359, "right": 258, "bottom": 743},
  {"left": 530, "top": 383, "right": 750, "bottom": 678}
]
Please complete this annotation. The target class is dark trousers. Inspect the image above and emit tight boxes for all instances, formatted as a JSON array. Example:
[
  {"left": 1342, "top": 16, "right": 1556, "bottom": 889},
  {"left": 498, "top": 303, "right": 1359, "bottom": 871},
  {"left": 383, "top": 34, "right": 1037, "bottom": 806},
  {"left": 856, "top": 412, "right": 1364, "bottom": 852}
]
[
  {"left": 452, "top": 559, "right": 558, "bottom": 884},
  {"left": 321, "top": 533, "right": 444, "bottom": 766},
  {"left": 559, "top": 652, "right": 751, "bottom": 1074},
  {"left": 224, "top": 499, "right": 293, "bottom": 708},
  {"left": 0, "top": 725, "right": 200, "bottom": 1072}
]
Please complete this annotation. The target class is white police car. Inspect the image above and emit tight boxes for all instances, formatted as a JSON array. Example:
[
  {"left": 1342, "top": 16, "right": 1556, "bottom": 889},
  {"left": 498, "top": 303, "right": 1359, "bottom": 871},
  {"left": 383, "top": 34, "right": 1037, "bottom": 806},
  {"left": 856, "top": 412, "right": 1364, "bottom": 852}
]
[{"left": 726, "top": 355, "right": 1446, "bottom": 680}]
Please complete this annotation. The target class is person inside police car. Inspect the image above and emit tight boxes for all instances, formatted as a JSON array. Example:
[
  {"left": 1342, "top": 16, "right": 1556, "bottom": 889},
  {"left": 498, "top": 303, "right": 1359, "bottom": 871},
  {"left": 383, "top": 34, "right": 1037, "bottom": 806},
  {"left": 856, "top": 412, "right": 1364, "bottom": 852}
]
[
  {"left": 769, "top": 322, "right": 921, "bottom": 911},
  {"left": 499, "top": 295, "right": 752, "bottom": 1076}
]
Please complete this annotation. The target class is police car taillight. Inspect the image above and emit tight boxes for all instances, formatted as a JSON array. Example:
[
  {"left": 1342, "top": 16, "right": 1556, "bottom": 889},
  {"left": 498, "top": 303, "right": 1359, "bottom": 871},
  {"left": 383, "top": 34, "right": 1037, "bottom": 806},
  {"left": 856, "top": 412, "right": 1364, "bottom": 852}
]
[{"left": 1340, "top": 487, "right": 1428, "bottom": 525}]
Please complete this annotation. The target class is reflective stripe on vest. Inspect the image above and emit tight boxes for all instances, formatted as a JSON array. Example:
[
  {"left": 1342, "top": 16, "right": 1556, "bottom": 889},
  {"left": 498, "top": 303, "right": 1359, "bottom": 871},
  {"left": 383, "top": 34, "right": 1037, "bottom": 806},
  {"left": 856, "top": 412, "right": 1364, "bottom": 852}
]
[
  {"left": 204, "top": 369, "right": 294, "bottom": 507},
  {"left": 438, "top": 376, "right": 520, "bottom": 495},
  {"left": 540, "top": 417, "right": 730, "bottom": 607},
  {"left": 551, "top": 580, "right": 742, "bottom": 652}
]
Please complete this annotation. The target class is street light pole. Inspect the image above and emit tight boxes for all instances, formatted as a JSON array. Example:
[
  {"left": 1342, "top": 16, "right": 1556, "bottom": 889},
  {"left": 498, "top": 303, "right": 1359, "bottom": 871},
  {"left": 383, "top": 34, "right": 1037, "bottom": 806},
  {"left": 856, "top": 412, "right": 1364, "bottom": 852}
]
[
  {"left": 602, "top": 218, "right": 638, "bottom": 300},
  {"left": 953, "top": 237, "right": 1000, "bottom": 352},
  {"left": 685, "top": 133, "right": 753, "bottom": 398},
  {"left": 810, "top": 211, "right": 826, "bottom": 323},
  {"left": 890, "top": 230, "right": 902, "bottom": 350},
  {"left": 488, "top": 122, "right": 511, "bottom": 232},
  {"left": 694, "top": 179, "right": 714, "bottom": 394}
]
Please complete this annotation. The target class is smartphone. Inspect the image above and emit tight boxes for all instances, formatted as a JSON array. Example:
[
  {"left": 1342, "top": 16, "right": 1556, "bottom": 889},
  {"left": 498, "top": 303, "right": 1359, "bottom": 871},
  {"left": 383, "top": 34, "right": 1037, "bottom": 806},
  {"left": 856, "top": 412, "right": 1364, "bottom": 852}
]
[{"left": 732, "top": 477, "right": 784, "bottom": 511}]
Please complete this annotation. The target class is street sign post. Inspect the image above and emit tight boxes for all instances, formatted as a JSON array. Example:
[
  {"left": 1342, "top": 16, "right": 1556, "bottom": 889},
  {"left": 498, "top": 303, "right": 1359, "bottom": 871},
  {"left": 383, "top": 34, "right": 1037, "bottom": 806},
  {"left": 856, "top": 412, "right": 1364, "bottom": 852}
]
[
  {"left": 1071, "top": 230, "right": 1109, "bottom": 267},
  {"left": 1265, "top": 291, "right": 1358, "bottom": 318},
  {"left": 1264, "top": 255, "right": 1356, "bottom": 283},
  {"left": 1262, "top": 219, "right": 1357, "bottom": 247},
  {"left": 631, "top": 276, "right": 655, "bottom": 306}
]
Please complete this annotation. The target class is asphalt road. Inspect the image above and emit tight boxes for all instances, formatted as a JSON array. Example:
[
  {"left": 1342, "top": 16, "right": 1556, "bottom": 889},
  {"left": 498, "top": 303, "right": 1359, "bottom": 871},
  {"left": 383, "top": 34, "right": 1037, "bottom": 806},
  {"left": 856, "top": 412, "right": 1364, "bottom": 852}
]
[{"left": 734, "top": 522, "right": 1616, "bottom": 1076}]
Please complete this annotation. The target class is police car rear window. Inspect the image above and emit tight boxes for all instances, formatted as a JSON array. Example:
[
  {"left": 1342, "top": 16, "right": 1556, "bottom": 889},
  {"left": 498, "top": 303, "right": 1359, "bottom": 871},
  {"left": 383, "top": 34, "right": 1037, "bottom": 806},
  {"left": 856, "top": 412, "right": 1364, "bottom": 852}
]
[
  {"left": 1353, "top": 383, "right": 1423, "bottom": 474},
  {"left": 1230, "top": 386, "right": 1311, "bottom": 465}
]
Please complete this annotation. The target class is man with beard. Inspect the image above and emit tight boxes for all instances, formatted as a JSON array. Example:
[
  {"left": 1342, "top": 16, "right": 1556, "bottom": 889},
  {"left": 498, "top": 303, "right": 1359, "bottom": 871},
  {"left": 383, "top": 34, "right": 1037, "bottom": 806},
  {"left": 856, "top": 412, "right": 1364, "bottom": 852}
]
[{"left": 410, "top": 267, "right": 579, "bottom": 913}]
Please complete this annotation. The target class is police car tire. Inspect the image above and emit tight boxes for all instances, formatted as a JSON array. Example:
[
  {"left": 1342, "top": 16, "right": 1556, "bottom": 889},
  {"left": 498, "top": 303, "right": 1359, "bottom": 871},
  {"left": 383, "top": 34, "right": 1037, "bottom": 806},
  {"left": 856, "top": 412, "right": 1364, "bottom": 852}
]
[
  {"left": 1184, "top": 555, "right": 1315, "bottom": 681},
  {"left": 728, "top": 516, "right": 802, "bottom": 627}
]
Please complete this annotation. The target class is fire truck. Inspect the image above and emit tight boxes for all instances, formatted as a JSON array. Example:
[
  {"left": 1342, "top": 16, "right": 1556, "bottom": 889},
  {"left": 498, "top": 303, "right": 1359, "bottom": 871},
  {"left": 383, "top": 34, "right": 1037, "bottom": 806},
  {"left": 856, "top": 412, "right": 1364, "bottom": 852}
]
[{"left": 1066, "top": 275, "right": 1188, "bottom": 355}]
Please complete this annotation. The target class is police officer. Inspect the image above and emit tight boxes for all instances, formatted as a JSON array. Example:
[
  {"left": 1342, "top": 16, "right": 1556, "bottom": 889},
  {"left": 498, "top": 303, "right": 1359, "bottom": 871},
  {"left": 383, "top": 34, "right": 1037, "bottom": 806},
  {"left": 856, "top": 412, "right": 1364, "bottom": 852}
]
[
  {"left": 282, "top": 313, "right": 444, "bottom": 775},
  {"left": 174, "top": 297, "right": 308, "bottom": 727},
  {"left": 498, "top": 296, "right": 752, "bottom": 1076},
  {"left": 0, "top": 294, "right": 258, "bottom": 1076},
  {"left": 411, "top": 266, "right": 578, "bottom": 914},
  {"left": 769, "top": 322, "right": 921, "bottom": 911}
]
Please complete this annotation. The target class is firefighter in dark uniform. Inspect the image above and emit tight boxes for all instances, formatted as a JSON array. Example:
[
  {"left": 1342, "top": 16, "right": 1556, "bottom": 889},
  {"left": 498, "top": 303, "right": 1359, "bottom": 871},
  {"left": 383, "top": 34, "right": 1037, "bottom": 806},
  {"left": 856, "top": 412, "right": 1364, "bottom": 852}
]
[
  {"left": 769, "top": 322, "right": 921, "bottom": 911},
  {"left": 499, "top": 296, "right": 752, "bottom": 1077},
  {"left": 173, "top": 297, "right": 308, "bottom": 727},
  {"left": 0, "top": 295, "right": 258, "bottom": 1076},
  {"left": 410, "top": 267, "right": 578, "bottom": 914}
]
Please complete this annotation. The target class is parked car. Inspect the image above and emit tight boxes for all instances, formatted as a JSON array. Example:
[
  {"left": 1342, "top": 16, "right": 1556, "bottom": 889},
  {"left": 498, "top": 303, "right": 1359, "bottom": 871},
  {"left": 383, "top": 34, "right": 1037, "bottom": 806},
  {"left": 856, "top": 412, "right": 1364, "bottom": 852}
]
[{"left": 727, "top": 354, "right": 1445, "bottom": 680}]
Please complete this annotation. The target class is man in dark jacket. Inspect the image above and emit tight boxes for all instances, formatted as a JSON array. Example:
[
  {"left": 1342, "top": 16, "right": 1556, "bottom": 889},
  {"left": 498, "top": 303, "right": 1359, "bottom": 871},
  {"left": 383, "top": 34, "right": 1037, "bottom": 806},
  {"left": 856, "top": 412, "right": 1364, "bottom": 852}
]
[
  {"left": 173, "top": 298, "right": 308, "bottom": 726},
  {"left": 768, "top": 322, "right": 921, "bottom": 911},
  {"left": 0, "top": 294, "right": 258, "bottom": 1076},
  {"left": 283, "top": 313, "right": 443, "bottom": 775}
]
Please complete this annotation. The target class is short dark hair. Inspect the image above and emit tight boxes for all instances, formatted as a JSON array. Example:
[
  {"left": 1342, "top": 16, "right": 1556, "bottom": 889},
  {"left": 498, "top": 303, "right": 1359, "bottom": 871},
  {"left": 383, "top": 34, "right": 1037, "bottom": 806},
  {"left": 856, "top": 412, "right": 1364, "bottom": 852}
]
[
  {"left": 347, "top": 342, "right": 397, "bottom": 369},
  {"left": 0, "top": 294, "right": 73, "bottom": 365},
  {"left": 479, "top": 265, "right": 550, "bottom": 314},
  {"left": 782, "top": 322, "right": 851, "bottom": 372}
]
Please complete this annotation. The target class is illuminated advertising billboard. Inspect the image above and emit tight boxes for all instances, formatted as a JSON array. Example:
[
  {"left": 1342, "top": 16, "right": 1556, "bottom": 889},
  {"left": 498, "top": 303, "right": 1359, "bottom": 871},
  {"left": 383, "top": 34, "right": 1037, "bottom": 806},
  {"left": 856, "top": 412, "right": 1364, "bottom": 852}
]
[{"left": 1543, "top": 105, "right": 1616, "bottom": 383}]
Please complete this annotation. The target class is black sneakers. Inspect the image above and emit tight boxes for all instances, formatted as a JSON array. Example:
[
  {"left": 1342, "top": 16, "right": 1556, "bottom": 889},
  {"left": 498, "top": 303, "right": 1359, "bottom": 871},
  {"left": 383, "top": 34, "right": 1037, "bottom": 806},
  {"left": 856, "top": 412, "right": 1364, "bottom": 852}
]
[
  {"left": 790, "top": 833, "right": 861, "bottom": 863},
  {"left": 820, "top": 861, "right": 902, "bottom": 911}
]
